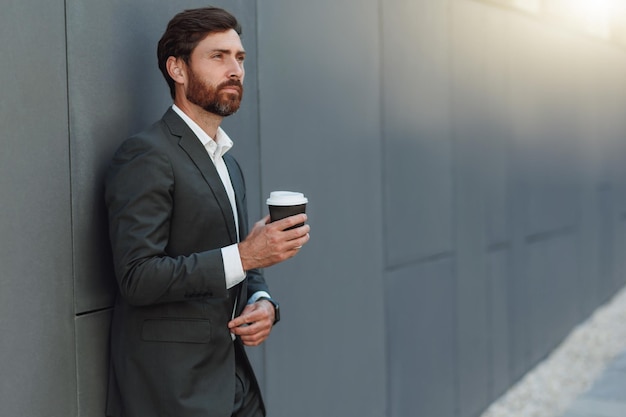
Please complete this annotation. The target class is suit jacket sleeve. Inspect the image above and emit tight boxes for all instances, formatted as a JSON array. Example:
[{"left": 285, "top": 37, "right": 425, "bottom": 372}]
[{"left": 105, "top": 134, "right": 229, "bottom": 306}]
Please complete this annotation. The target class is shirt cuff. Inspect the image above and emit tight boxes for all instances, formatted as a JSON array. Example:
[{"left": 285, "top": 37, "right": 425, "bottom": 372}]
[
  {"left": 222, "top": 244, "right": 246, "bottom": 289},
  {"left": 248, "top": 291, "right": 272, "bottom": 305}
]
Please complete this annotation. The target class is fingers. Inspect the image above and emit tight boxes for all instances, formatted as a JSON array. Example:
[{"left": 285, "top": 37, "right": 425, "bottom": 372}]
[
  {"left": 269, "top": 213, "right": 308, "bottom": 232},
  {"left": 230, "top": 319, "right": 269, "bottom": 335},
  {"left": 230, "top": 321, "right": 271, "bottom": 346},
  {"left": 228, "top": 301, "right": 269, "bottom": 328},
  {"left": 228, "top": 301, "right": 275, "bottom": 346},
  {"left": 238, "top": 325, "right": 271, "bottom": 346},
  {"left": 273, "top": 226, "right": 309, "bottom": 258},
  {"left": 228, "top": 315, "right": 247, "bottom": 329},
  {"left": 228, "top": 304, "right": 257, "bottom": 328},
  {"left": 239, "top": 214, "right": 311, "bottom": 270},
  {"left": 272, "top": 216, "right": 310, "bottom": 246}
]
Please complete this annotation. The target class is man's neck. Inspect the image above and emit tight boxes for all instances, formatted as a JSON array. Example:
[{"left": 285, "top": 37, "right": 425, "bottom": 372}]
[{"left": 173, "top": 99, "right": 222, "bottom": 139}]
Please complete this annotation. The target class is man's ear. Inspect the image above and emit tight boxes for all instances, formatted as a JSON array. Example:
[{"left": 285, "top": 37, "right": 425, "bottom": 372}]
[{"left": 166, "top": 56, "right": 186, "bottom": 84}]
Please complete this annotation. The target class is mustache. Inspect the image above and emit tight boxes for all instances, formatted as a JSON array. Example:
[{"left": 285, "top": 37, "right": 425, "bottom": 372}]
[{"left": 218, "top": 79, "right": 243, "bottom": 91}]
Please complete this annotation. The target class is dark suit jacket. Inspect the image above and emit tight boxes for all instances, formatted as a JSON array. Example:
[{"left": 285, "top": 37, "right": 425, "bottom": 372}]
[{"left": 104, "top": 108, "right": 268, "bottom": 417}]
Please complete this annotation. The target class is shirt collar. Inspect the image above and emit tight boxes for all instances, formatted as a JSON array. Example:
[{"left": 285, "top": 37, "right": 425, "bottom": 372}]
[{"left": 171, "top": 104, "right": 233, "bottom": 159}]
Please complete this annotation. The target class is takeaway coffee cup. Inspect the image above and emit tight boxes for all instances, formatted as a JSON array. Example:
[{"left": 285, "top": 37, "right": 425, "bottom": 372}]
[{"left": 266, "top": 191, "right": 308, "bottom": 230}]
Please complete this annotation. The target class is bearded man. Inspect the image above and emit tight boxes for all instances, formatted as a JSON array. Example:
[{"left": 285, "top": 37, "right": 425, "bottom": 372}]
[{"left": 104, "top": 7, "right": 310, "bottom": 417}]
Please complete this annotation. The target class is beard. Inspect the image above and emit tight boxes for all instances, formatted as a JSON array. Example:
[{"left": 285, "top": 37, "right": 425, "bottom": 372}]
[{"left": 185, "top": 69, "right": 243, "bottom": 117}]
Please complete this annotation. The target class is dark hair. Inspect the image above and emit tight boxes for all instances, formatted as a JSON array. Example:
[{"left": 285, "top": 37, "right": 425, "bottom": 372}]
[{"left": 157, "top": 7, "right": 242, "bottom": 99}]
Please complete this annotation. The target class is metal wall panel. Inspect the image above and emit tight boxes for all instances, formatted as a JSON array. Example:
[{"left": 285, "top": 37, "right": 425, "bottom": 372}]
[
  {"left": 617, "top": 219, "right": 626, "bottom": 291},
  {"left": 450, "top": 4, "right": 504, "bottom": 415},
  {"left": 67, "top": 0, "right": 172, "bottom": 314},
  {"left": 577, "top": 179, "right": 603, "bottom": 318},
  {"left": 527, "top": 235, "right": 580, "bottom": 364},
  {"left": 596, "top": 185, "right": 617, "bottom": 304},
  {"left": 0, "top": 1, "right": 76, "bottom": 415},
  {"left": 575, "top": 42, "right": 609, "bottom": 316},
  {"left": 76, "top": 311, "right": 112, "bottom": 417},
  {"left": 382, "top": 0, "right": 454, "bottom": 267},
  {"left": 488, "top": 249, "right": 512, "bottom": 399},
  {"left": 507, "top": 19, "right": 591, "bottom": 240},
  {"left": 505, "top": 15, "right": 558, "bottom": 380},
  {"left": 67, "top": 0, "right": 170, "bottom": 314},
  {"left": 386, "top": 260, "right": 456, "bottom": 417},
  {"left": 477, "top": 13, "right": 514, "bottom": 249},
  {"left": 257, "top": 2, "right": 386, "bottom": 416}
]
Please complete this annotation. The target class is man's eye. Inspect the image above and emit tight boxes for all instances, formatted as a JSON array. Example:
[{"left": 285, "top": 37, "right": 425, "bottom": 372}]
[{"left": 211, "top": 54, "right": 223, "bottom": 59}]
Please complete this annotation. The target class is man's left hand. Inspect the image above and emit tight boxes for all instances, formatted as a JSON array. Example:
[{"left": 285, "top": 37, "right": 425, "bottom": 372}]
[{"left": 228, "top": 299, "right": 275, "bottom": 346}]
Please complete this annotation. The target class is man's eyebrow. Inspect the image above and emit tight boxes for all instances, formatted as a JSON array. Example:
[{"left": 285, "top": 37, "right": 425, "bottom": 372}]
[{"left": 211, "top": 48, "right": 246, "bottom": 55}]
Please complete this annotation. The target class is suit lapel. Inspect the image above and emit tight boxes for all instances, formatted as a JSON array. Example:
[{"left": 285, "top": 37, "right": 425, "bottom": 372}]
[
  {"left": 224, "top": 155, "right": 247, "bottom": 241},
  {"left": 224, "top": 154, "right": 248, "bottom": 315},
  {"left": 162, "top": 109, "right": 238, "bottom": 243}
]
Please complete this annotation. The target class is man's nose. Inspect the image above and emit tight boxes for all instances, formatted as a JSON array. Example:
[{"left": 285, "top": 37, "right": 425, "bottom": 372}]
[{"left": 228, "top": 59, "right": 244, "bottom": 79}]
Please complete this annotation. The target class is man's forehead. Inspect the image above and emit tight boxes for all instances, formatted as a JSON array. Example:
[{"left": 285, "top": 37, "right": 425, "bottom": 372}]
[{"left": 197, "top": 29, "right": 244, "bottom": 51}]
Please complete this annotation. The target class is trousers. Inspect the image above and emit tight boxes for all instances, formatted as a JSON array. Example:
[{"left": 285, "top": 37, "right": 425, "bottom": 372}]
[{"left": 232, "top": 343, "right": 264, "bottom": 417}]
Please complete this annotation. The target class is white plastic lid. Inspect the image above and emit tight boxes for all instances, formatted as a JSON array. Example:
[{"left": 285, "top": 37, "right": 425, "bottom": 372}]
[{"left": 266, "top": 191, "right": 308, "bottom": 206}]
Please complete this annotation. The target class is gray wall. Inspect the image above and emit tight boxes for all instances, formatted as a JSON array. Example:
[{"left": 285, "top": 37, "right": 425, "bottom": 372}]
[
  {"left": 1, "top": 1, "right": 75, "bottom": 416},
  {"left": 2, "top": 1, "right": 626, "bottom": 416}
]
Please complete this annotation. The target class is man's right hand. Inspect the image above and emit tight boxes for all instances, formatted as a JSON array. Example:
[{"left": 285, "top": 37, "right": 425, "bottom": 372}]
[{"left": 238, "top": 214, "right": 310, "bottom": 271}]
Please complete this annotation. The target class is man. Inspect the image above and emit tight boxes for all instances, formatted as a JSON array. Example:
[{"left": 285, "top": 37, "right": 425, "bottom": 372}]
[{"left": 104, "top": 7, "right": 310, "bottom": 417}]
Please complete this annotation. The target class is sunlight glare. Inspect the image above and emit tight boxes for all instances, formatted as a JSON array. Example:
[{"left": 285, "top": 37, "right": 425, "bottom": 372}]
[
  {"left": 512, "top": 0, "right": 541, "bottom": 13},
  {"left": 547, "top": 0, "right": 613, "bottom": 38}
]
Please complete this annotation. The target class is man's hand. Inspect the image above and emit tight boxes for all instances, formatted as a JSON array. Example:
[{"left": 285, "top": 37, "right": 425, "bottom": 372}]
[
  {"left": 228, "top": 299, "right": 276, "bottom": 346},
  {"left": 238, "top": 214, "right": 310, "bottom": 271}
]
